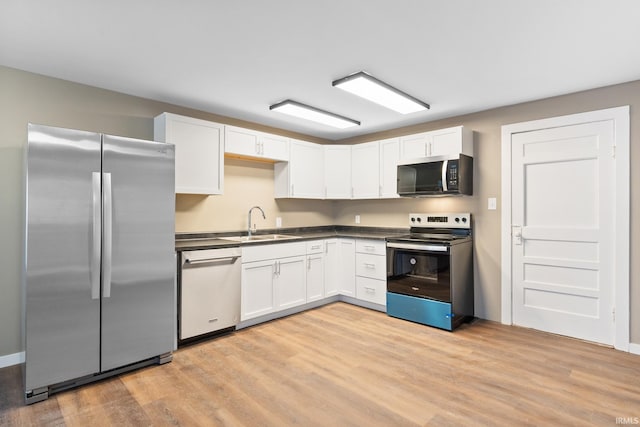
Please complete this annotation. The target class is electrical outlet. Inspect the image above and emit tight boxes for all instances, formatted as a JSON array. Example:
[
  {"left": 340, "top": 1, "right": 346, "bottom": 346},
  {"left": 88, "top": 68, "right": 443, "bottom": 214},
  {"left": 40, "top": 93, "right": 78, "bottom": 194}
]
[
  {"left": 355, "top": 215, "right": 361, "bottom": 224},
  {"left": 276, "top": 217, "right": 282, "bottom": 228}
]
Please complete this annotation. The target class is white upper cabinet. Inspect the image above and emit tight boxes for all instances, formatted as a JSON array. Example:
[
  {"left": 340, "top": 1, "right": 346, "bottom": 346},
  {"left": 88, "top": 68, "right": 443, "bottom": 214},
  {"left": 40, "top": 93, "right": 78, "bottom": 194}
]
[
  {"left": 225, "top": 125, "right": 289, "bottom": 162},
  {"left": 400, "top": 126, "right": 473, "bottom": 160},
  {"left": 274, "top": 139, "right": 324, "bottom": 199},
  {"left": 351, "top": 141, "right": 380, "bottom": 199},
  {"left": 324, "top": 145, "right": 351, "bottom": 199},
  {"left": 154, "top": 112, "right": 224, "bottom": 195},
  {"left": 379, "top": 138, "right": 400, "bottom": 198}
]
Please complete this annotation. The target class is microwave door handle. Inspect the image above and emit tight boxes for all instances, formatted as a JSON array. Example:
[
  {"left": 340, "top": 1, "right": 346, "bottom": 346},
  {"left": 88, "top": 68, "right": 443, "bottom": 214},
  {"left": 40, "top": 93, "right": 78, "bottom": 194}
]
[{"left": 441, "top": 160, "right": 448, "bottom": 192}]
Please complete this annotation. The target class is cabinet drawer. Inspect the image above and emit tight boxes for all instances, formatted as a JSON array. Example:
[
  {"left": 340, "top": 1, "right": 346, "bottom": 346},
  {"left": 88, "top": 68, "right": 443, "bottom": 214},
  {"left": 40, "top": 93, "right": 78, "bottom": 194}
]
[
  {"left": 355, "top": 253, "right": 386, "bottom": 280},
  {"left": 356, "top": 276, "right": 386, "bottom": 305},
  {"left": 242, "top": 241, "right": 306, "bottom": 263},
  {"left": 306, "top": 240, "right": 324, "bottom": 254},
  {"left": 355, "top": 239, "right": 386, "bottom": 255}
]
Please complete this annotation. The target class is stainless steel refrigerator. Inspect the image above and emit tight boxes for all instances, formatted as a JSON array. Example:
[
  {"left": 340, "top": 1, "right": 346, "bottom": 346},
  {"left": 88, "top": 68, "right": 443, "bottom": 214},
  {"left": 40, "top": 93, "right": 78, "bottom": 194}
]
[{"left": 24, "top": 124, "right": 176, "bottom": 404}]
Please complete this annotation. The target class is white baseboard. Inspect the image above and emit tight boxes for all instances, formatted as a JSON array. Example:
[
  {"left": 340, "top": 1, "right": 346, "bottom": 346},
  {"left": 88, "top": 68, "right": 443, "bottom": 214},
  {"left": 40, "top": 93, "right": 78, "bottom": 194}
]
[
  {"left": 0, "top": 351, "right": 25, "bottom": 368},
  {"left": 629, "top": 343, "right": 640, "bottom": 356}
]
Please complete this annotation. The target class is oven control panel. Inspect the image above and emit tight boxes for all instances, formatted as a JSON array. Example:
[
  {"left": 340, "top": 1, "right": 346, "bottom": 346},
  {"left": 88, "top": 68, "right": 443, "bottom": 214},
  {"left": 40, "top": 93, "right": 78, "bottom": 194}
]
[{"left": 409, "top": 213, "right": 471, "bottom": 228}]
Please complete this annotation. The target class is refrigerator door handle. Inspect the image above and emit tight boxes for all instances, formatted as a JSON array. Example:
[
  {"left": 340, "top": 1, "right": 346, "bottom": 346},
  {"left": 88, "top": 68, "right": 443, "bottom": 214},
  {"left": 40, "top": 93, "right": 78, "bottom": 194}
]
[
  {"left": 91, "top": 172, "right": 101, "bottom": 300},
  {"left": 102, "top": 172, "right": 113, "bottom": 298}
]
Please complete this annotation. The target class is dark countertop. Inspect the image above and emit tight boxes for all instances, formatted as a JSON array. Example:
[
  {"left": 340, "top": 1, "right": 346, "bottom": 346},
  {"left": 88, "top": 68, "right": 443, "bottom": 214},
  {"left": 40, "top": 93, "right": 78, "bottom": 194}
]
[{"left": 175, "top": 225, "right": 408, "bottom": 251}]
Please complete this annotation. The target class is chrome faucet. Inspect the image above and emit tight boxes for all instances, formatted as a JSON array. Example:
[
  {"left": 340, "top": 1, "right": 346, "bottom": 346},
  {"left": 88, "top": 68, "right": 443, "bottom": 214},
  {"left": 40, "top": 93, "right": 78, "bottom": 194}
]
[{"left": 248, "top": 206, "right": 266, "bottom": 237}]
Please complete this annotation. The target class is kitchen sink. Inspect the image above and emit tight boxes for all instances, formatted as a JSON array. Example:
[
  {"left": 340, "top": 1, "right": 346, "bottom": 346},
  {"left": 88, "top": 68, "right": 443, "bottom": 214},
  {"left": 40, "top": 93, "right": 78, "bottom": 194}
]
[{"left": 222, "top": 234, "right": 301, "bottom": 243}]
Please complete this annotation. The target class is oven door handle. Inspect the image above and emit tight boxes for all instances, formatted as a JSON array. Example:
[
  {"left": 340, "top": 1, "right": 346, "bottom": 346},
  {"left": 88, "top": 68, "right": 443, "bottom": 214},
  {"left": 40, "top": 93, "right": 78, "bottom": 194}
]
[{"left": 386, "top": 242, "right": 449, "bottom": 252}]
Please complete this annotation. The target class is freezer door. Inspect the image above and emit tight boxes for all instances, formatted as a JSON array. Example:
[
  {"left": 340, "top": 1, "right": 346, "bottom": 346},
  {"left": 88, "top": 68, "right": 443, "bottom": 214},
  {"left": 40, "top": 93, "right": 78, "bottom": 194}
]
[
  {"left": 25, "top": 124, "right": 102, "bottom": 391},
  {"left": 100, "top": 135, "right": 175, "bottom": 371}
]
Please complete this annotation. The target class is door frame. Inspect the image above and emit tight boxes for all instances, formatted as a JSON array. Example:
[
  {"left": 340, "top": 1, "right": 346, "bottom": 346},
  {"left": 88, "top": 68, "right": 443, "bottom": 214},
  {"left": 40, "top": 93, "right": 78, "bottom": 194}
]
[{"left": 500, "top": 106, "right": 630, "bottom": 351}]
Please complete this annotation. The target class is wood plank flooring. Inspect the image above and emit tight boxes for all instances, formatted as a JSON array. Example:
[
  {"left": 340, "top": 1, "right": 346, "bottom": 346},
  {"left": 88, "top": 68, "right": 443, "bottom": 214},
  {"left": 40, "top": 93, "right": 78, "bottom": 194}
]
[{"left": 2, "top": 302, "right": 639, "bottom": 426}]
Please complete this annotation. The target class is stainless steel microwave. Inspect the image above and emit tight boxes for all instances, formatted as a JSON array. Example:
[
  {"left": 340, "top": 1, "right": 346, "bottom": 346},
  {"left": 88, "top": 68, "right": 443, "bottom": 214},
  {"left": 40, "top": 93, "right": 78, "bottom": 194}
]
[{"left": 397, "top": 154, "right": 473, "bottom": 196}]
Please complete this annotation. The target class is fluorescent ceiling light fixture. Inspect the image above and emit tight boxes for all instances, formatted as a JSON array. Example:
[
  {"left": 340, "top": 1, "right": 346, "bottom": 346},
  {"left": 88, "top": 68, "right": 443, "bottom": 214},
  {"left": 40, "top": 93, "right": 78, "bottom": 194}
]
[
  {"left": 269, "top": 100, "right": 360, "bottom": 129},
  {"left": 332, "top": 71, "right": 430, "bottom": 114}
]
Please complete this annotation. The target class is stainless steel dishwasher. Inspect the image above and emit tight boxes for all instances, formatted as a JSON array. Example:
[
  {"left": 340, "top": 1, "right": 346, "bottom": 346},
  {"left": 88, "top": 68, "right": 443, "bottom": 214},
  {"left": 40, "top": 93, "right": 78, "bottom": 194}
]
[{"left": 179, "top": 246, "right": 241, "bottom": 341}]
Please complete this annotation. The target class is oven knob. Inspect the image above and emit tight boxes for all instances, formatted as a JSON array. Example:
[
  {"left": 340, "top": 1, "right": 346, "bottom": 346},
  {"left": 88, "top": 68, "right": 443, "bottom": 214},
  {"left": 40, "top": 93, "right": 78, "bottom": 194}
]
[
  {"left": 462, "top": 217, "right": 467, "bottom": 223},
  {"left": 455, "top": 217, "right": 460, "bottom": 223},
  {"left": 411, "top": 217, "right": 416, "bottom": 222},
  {"left": 417, "top": 217, "right": 422, "bottom": 223}
]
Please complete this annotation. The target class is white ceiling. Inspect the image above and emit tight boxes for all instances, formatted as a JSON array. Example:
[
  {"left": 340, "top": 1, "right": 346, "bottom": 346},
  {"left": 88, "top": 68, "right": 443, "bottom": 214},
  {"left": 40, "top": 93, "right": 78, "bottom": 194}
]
[{"left": 2, "top": 1, "right": 640, "bottom": 140}]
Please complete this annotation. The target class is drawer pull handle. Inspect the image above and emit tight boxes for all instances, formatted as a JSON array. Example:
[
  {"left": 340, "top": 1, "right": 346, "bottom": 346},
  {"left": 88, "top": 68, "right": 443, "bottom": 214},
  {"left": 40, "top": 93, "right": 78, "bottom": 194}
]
[
  {"left": 208, "top": 318, "right": 219, "bottom": 323},
  {"left": 311, "top": 245, "right": 321, "bottom": 250},
  {"left": 364, "top": 245, "right": 375, "bottom": 251},
  {"left": 364, "top": 287, "right": 376, "bottom": 293},
  {"left": 364, "top": 263, "right": 376, "bottom": 269}
]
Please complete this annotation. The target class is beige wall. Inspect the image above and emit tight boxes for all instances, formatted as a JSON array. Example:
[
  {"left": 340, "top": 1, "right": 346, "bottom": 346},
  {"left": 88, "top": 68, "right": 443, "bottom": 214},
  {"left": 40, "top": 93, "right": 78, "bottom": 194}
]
[
  {"left": 176, "top": 158, "right": 333, "bottom": 232},
  {"left": 0, "top": 65, "right": 638, "bottom": 360}
]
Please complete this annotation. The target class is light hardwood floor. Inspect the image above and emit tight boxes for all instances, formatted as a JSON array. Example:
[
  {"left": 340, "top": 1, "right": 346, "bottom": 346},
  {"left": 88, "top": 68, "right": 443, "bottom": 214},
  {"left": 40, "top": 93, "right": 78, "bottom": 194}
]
[{"left": 1, "top": 302, "right": 639, "bottom": 426}]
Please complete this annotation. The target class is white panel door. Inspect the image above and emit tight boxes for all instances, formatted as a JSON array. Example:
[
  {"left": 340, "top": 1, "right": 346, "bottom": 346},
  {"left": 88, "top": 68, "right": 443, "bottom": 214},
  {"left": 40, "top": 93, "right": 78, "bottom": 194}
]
[{"left": 511, "top": 121, "right": 615, "bottom": 345}]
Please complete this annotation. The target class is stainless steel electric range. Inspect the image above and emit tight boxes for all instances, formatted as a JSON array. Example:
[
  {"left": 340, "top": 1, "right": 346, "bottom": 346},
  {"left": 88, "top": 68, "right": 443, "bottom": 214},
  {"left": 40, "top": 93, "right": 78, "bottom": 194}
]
[{"left": 386, "top": 213, "right": 474, "bottom": 331}]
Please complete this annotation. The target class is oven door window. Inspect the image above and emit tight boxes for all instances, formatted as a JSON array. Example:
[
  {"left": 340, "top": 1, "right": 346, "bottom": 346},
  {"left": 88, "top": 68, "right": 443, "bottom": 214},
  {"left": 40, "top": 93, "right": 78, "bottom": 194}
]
[{"left": 387, "top": 248, "right": 451, "bottom": 302}]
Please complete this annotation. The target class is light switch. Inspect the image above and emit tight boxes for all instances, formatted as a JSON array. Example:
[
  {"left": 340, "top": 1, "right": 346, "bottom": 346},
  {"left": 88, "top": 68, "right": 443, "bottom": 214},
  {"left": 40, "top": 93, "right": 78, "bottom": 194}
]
[
  {"left": 276, "top": 217, "right": 282, "bottom": 228},
  {"left": 488, "top": 197, "right": 497, "bottom": 210},
  {"left": 355, "top": 215, "right": 361, "bottom": 224}
]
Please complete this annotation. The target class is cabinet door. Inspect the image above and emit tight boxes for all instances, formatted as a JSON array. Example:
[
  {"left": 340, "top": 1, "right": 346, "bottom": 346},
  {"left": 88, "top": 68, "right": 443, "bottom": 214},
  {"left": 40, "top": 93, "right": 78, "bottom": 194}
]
[
  {"left": 429, "top": 127, "right": 462, "bottom": 157},
  {"left": 154, "top": 113, "right": 224, "bottom": 194},
  {"left": 241, "top": 260, "right": 276, "bottom": 321},
  {"left": 277, "top": 256, "right": 307, "bottom": 310},
  {"left": 324, "top": 145, "right": 351, "bottom": 199},
  {"left": 306, "top": 254, "right": 325, "bottom": 302},
  {"left": 400, "top": 133, "right": 430, "bottom": 159},
  {"left": 379, "top": 138, "right": 400, "bottom": 198},
  {"left": 225, "top": 125, "right": 260, "bottom": 158},
  {"left": 339, "top": 239, "right": 356, "bottom": 296},
  {"left": 324, "top": 239, "right": 340, "bottom": 297},
  {"left": 351, "top": 141, "right": 380, "bottom": 199},
  {"left": 260, "top": 133, "right": 289, "bottom": 161},
  {"left": 289, "top": 140, "right": 325, "bottom": 198}
]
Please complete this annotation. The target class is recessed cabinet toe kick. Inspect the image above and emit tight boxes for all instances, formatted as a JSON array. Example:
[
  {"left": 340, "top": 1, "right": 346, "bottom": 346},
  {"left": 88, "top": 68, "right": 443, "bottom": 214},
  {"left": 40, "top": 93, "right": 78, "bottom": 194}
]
[{"left": 180, "top": 247, "right": 242, "bottom": 341}]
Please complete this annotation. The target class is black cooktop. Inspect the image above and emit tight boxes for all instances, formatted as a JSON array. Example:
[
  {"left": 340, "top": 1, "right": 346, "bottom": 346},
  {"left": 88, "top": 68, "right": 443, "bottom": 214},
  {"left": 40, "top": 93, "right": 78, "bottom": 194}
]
[{"left": 389, "top": 228, "right": 472, "bottom": 245}]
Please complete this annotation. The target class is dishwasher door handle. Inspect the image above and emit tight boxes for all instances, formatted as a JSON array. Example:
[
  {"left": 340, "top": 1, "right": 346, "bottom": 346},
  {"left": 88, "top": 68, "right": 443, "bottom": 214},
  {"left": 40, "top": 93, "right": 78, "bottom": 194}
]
[{"left": 184, "top": 255, "right": 240, "bottom": 265}]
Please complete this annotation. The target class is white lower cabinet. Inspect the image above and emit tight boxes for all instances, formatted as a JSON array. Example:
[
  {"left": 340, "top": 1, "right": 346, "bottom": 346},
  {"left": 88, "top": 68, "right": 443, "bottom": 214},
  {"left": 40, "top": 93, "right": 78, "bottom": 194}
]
[
  {"left": 355, "top": 276, "right": 387, "bottom": 305},
  {"left": 324, "top": 238, "right": 356, "bottom": 296},
  {"left": 241, "top": 259, "right": 277, "bottom": 320},
  {"left": 276, "top": 256, "right": 307, "bottom": 310},
  {"left": 241, "top": 237, "right": 385, "bottom": 323},
  {"left": 337, "top": 239, "right": 356, "bottom": 297},
  {"left": 241, "top": 242, "right": 306, "bottom": 321},
  {"left": 355, "top": 239, "right": 387, "bottom": 307},
  {"left": 324, "top": 239, "right": 340, "bottom": 297},
  {"left": 306, "top": 240, "right": 325, "bottom": 302}
]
